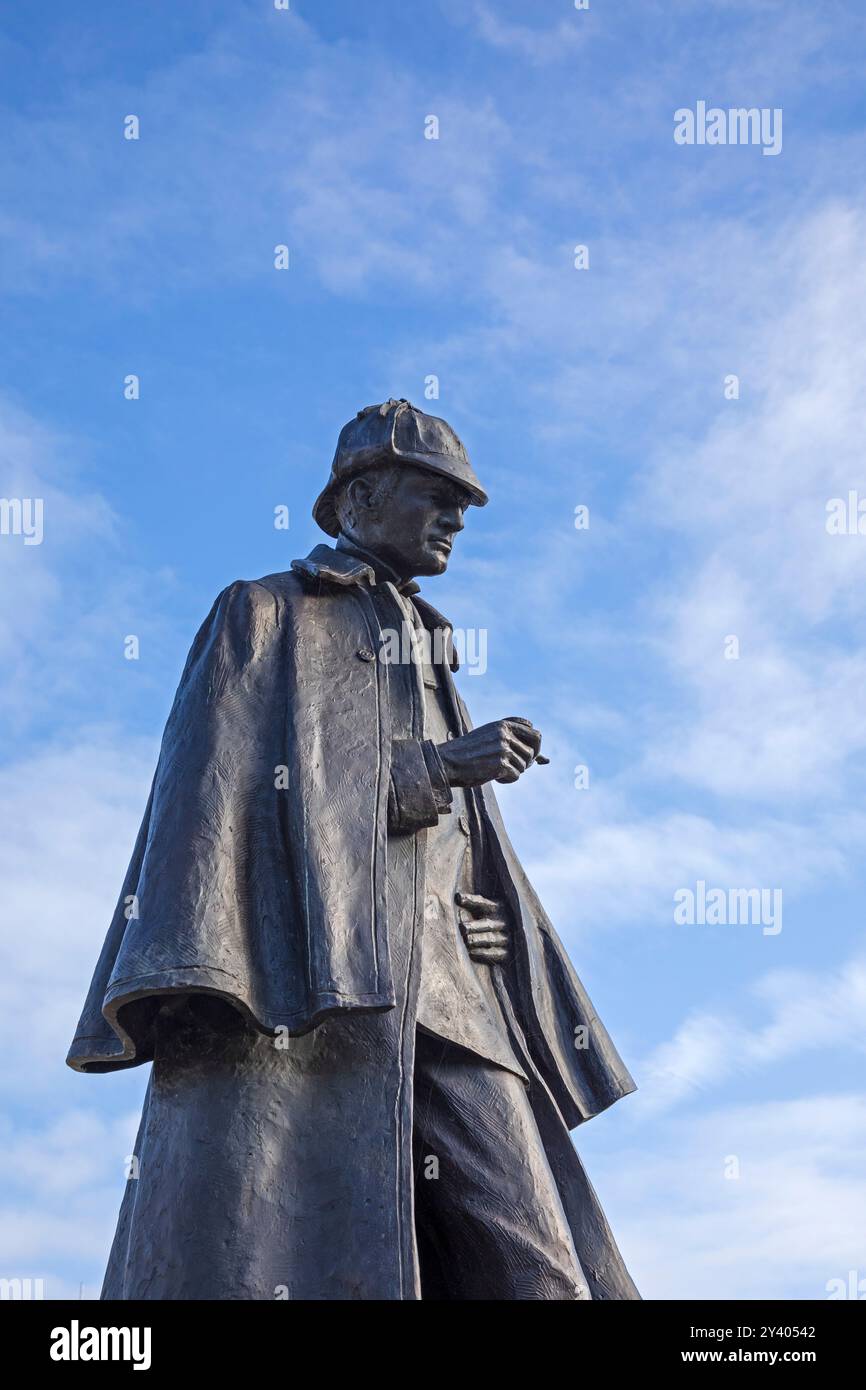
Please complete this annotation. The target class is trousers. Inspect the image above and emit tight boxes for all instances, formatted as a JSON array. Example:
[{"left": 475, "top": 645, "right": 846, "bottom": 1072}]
[{"left": 412, "top": 1028, "right": 591, "bottom": 1300}]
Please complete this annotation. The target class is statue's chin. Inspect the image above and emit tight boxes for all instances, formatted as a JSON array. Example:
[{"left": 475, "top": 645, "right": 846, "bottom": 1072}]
[{"left": 418, "top": 551, "right": 449, "bottom": 576}]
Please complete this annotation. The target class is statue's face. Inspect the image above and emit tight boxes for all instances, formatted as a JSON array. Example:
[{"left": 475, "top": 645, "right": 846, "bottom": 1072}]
[{"left": 351, "top": 468, "right": 470, "bottom": 579}]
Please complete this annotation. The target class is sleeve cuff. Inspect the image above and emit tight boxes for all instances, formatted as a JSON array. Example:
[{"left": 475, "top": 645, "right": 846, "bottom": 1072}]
[
  {"left": 388, "top": 738, "right": 452, "bottom": 833},
  {"left": 420, "top": 739, "right": 454, "bottom": 814}
]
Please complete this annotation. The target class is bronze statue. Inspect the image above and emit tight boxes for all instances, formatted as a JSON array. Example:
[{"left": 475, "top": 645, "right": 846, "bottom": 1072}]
[{"left": 68, "top": 399, "right": 639, "bottom": 1300}]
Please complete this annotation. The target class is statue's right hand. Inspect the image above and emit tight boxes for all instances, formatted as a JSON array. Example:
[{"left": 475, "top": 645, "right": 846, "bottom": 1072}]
[{"left": 436, "top": 718, "right": 542, "bottom": 787}]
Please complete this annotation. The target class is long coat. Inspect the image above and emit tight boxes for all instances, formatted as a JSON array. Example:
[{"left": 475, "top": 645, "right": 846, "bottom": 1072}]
[{"left": 68, "top": 544, "right": 638, "bottom": 1300}]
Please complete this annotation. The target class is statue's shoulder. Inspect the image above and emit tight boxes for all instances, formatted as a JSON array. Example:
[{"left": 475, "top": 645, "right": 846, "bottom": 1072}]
[
  {"left": 247, "top": 568, "right": 308, "bottom": 605},
  {"left": 203, "top": 550, "right": 364, "bottom": 645},
  {"left": 249, "top": 560, "right": 359, "bottom": 608},
  {"left": 193, "top": 573, "right": 305, "bottom": 655}
]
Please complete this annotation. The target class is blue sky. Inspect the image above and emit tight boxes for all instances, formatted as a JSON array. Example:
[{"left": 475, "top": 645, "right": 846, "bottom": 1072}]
[{"left": 2, "top": 0, "right": 866, "bottom": 1300}]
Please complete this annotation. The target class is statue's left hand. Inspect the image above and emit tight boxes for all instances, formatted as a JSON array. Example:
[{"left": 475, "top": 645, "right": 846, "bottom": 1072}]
[{"left": 456, "top": 892, "right": 511, "bottom": 964}]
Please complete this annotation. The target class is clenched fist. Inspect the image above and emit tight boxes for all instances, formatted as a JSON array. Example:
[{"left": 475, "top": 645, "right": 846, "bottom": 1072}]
[{"left": 437, "top": 717, "right": 543, "bottom": 786}]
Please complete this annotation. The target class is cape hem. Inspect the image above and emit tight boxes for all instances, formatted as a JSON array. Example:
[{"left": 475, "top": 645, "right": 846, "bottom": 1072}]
[{"left": 66, "top": 971, "right": 397, "bottom": 1073}]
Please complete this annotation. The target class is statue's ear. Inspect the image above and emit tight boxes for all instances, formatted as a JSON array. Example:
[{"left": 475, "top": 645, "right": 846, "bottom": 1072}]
[
  {"left": 344, "top": 475, "right": 381, "bottom": 526},
  {"left": 335, "top": 476, "right": 365, "bottom": 530},
  {"left": 347, "top": 475, "right": 374, "bottom": 507}
]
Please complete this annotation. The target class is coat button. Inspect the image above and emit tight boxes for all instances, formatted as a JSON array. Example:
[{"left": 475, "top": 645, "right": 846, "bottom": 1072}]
[
  {"left": 458, "top": 815, "right": 470, "bottom": 835},
  {"left": 356, "top": 647, "right": 376, "bottom": 662}
]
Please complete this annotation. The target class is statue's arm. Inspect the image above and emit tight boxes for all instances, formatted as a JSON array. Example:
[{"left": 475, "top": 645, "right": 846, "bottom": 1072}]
[{"left": 386, "top": 717, "right": 542, "bottom": 829}]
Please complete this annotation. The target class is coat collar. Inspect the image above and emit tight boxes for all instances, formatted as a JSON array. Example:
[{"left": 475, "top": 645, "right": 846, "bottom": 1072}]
[
  {"left": 291, "top": 542, "right": 383, "bottom": 590},
  {"left": 291, "top": 544, "right": 459, "bottom": 670}
]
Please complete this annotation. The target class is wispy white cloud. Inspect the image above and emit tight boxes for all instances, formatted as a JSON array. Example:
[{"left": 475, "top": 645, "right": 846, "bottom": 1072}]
[
  {"left": 0, "top": 398, "right": 115, "bottom": 672},
  {"left": 523, "top": 802, "right": 848, "bottom": 935},
  {"left": 635, "top": 205, "right": 866, "bottom": 804},
  {"left": 0, "top": 732, "right": 156, "bottom": 1099},
  {"left": 0, "top": 396, "right": 184, "bottom": 736},
  {"left": 598, "top": 1092, "right": 866, "bottom": 1299},
  {"left": 0, "top": 1105, "right": 141, "bottom": 1294},
  {"left": 458, "top": 2, "right": 591, "bottom": 66},
  {"left": 0, "top": 12, "right": 517, "bottom": 302},
  {"left": 635, "top": 954, "right": 866, "bottom": 1117}
]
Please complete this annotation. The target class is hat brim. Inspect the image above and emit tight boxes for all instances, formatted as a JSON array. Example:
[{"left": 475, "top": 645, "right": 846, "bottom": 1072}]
[{"left": 312, "top": 454, "right": 488, "bottom": 538}]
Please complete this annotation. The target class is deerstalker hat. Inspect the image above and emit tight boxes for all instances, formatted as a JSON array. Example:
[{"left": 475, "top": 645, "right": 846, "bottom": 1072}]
[{"left": 312, "top": 398, "right": 488, "bottom": 537}]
